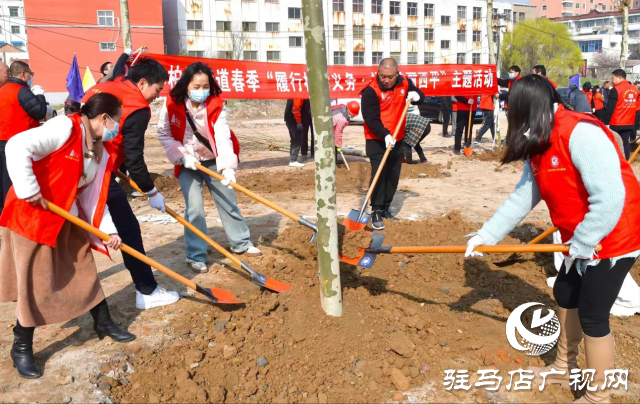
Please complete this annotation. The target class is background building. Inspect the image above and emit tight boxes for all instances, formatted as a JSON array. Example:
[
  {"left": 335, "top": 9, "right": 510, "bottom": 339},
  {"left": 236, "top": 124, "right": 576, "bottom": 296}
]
[
  {"left": 0, "top": 0, "right": 28, "bottom": 64},
  {"left": 529, "top": 0, "right": 633, "bottom": 19}
]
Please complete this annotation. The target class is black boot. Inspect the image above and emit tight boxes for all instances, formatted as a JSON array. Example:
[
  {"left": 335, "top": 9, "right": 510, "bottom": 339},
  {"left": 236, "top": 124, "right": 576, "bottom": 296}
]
[
  {"left": 11, "top": 321, "right": 41, "bottom": 379},
  {"left": 371, "top": 210, "right": 385, "bottom": 230},
  {"left": 90, "top": 300, "right": 136, "bottom": 343},
  {"left": 404, "top": 145, "right": 417, "bottom": 164}
]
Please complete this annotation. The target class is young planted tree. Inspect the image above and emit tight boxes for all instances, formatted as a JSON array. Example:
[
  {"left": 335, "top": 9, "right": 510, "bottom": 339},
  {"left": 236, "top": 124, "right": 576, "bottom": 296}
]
[{"left": 613, "top": 0, "right": 632, "bottom": 68}]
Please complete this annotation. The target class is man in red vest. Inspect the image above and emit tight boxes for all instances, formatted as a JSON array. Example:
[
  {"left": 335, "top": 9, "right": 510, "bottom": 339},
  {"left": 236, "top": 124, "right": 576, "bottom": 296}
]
[
  {"left": 361, "top": 58, "right": 424, "bottom": 230},
  {"left": 603, "top": 68, "right": 639, "bottom": 159},
  {"left": 532, "top": 65, "right": 557, "bottom": 89},
  {"left": 0, "top": 61, "right": 47, "bottom": 215},
  {"left": 454, "top": 95, "right": 477, "bottom": 153},
  {"left": 82, "top": 58, "right": 180, "bottom": 310},
  {"left": 497, "top": 65, "right": 521, "bottom": 109}
]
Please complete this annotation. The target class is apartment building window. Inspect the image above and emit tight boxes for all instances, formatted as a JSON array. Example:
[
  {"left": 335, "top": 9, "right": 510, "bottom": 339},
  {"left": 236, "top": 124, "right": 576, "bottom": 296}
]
[
  {"left": 579, "top": 39, "right": 602, "bottom": 52},
  {"left": 372, "top": 26, "right": 383, "bottom": 40},
  {"left": 354, "top": 52, "right": 365, "bottom": 65},
  {"left": 472, "top": 30, "right": 481, "bottom": 42},
  {"left": 425, "top": 4, "right": 434, "bottom": 17},
  {"left": 493, "top": 8, "right": 498, "bottom": 20},
  {"left": 424, "top": 52, "right": 434, "bottom": 64},
  {"left": 267, "top": 51, "right": 281, "bottom": 61},
  {"left": 353, "top": 0, "right": 364, "bottom": 13},
  {"left": 390, "top": 52, "right": 401, "bottom": 62},
  {"left": 242, "top": 22, "right": 257, "bottom": 32},
  {"left": 519, "top": 12, "right": 525, "bottom": 20},
  {"left": 188, "top": 51, "right": 205, "bottom": 57},
  {"left": 542, "top": 5, "right": 547, "bottom": 11},
  {"left": 457, "top": 53, "right": 466, "bottom": 64},
  {"left": 513, "top": 11, "right": 517, "bottom": 22},
  {"left": 9, "top": 7, "right": 18, "bottom": 17},
  {"left": 333, "top": 0, "right": 344, "bottom": 12},
  {"left": 472, "top": 53, "right": 480, "bottom": 64},
  {"left": 187, "top": 20, "right": 203, "bottom": 30},
  {"left": 289, "top": 37, "right": 303, "bottom": 47},
  {"left": 408, "top": 28, "right": 418, "bottom": 41},
  {"left": 265, "top": 0, "right": 278, "bottom": 3},
  {"left": 457, "top": 6, "right": 466, "bottom": 20},
  {"left": 424, "top": 28, "right": 434, "bottom": 41},
  {"left": 266, "top": 22, "right": 279, "bottom": 32},
  {"left": 11, "top": 26, "right": 19, "bottom": 34},
  {"left": 218, "top": 51, "right": 233, "bottom": 59},
  {"left": 333, "top": 25, "right": 345, "bottom": 39},
  {"left": 493, "top": 31, "right": 498, "bottom": 43},
  {"left": 441, "top": 16, "right": 451, "bottom": 26},
  {"left": 216, "top": 21, "right": 231, "bottom": 31},
  {"left": 503, "top": 12, "right": 510, "bottom": 21},
  {"left": 353, "top": 25, "right": 364, "bottom": 39},
  {"left": 243, "top": 51, "right": 258, "bottom": 61},
  {"left": 334, "top": 51, "right": 346, "bottom": 65},
  {"left": 97, "top": 10, "right": 114, "bottom": 26},
  {"left": 390, "top": 1, "right": 400, "bottom": 15},
  {"left": 457, "top": 29, "right": 466, "bottom": 42},
  {"left": 407, "top": 52, "right": 418, "bottom": 64},
  {"left": 100, "top": 42, "right": 117, "bottom": 51},
  {"left": 372, "top": 0, "right": 383, "bottom": 14},
  {"left": 372, "top": 52, "right": 383, "bottom": 65},
  {"left": 441, "top": 40, "right": 450, "bottom": 49},
  {"left": 575, "top": 3, "right": 579, "bottom": 8},
  {"left": 408, "top": 2, "right": 418, "bottom": 16},
  {"left": 288, "top": 7, "right": 302, "bottom": 19},
  {"left": 390, "top": 27, "right": 400, "bottom": 40},
  {"left": 473, "top": 7, "right": 482, "bottom": 20}
]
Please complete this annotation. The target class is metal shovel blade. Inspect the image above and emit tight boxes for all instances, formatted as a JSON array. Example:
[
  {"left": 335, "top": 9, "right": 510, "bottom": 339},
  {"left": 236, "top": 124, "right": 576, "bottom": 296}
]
[
  {"left": 339, "top": 231, "right": 385, "bottom": 268},
  {"left": 195, "top": 284, "right": 242, "bottom": 304},
  {"left": 241, "top": 262, "right": 291, "bottom": 293},
  {"left": 344, "top": 209, "right": 372, "bottom": 231}
]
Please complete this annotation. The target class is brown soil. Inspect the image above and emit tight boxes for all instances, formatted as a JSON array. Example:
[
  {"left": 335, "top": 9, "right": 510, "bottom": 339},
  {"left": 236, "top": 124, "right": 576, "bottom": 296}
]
[
  {"left": 338, "top": 230, "right": 373, "bottom": 259},
  {"left": 461, "top": 149, "right": 505, "bottom": 162}
]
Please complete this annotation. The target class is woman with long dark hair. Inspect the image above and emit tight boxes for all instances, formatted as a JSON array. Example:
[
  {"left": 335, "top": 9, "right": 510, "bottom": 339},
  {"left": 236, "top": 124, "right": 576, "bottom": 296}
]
[
  {"left": 158, "top": 62, "right": 260, "bottom": 273},
  {"left": 465, "top": 75, "right": 640, "bottom": 403},
  {"left": 0, "top": 93, "right": 135, "bottom": 379}
]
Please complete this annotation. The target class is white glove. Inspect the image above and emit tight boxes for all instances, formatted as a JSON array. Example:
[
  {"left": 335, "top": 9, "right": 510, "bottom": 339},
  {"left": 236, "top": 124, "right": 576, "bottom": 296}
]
[
  {"left": 468, "top": 99, "right": 474, "bottom": 105},
  {"left": 146, "top": 188, "right": 166, "bottom": 213},
  {"left": 220, "top": 168, "right": 236, "bottom": 190},
  {"left": 31, "top": 85, "right": 44, "bottom": 96},
  {"left": 125, "top": 48, "right": 133, "bottom": 55},
  {"left": 465, "top": 234, "right": 484, "bottom": 257},
  {"left": 182, "top": 154, "right": 198, "bottom": 171},
  {"left": 384, "top": 134, "right": 396, "bottom": 149},
  {"left": 407, "top": 91, "right": 420, "bottom": 103}
]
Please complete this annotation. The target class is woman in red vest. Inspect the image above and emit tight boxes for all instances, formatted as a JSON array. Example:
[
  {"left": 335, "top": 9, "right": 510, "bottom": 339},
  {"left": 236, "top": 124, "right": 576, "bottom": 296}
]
[
  {"left": 592, "top": 85, "right": 606, "bottom": 121},
  {"left": 0, "top": 93, "right": 135, "bottom": 379},
  {"left": 158, "top": 62, "right": 260, "bottom": 273},
  {"left": 465, "top": 75, "right": 640, "bottom": 403}
]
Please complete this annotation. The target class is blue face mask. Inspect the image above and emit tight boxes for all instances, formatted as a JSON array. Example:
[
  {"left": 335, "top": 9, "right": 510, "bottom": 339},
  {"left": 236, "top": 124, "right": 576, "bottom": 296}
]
[
  {"left": 102, "top": 116, "right": 119, "bottom": 142},
  {"left": 508, "top": 72, "right": 517, "bottom": 80},
  {"left": 189, "top": 89, "right": 210, "bottom": 103},
  {"left": 27, "top": 76, "right": 33, "bottom": 87}
]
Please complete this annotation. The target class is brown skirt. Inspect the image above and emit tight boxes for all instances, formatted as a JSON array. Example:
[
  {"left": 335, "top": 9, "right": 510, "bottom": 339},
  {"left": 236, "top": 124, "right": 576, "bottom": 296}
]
[{"left": 0, "top": 222, "right": 105, "bottom": 327}]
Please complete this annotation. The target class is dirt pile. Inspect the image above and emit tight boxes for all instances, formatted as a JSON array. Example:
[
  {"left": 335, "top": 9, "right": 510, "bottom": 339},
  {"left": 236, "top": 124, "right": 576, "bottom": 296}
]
[
  {"left": 338, "top": 229, "right": 372, "bottom": 259},
  {"left": 458, "top": 149, "right": 504, "bottom": 162}
]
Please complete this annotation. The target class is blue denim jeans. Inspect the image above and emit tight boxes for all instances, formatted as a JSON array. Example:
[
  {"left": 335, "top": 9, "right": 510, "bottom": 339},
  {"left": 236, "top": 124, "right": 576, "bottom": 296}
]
[
  {"left": 477, "top": 109, "right": 495, "bottom": 140},
  {"left": 178, "top": 160, "right": 253, "bottom": 263}
]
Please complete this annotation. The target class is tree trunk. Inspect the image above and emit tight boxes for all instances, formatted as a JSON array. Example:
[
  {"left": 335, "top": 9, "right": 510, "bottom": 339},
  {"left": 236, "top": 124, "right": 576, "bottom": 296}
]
[
  {"left": 487, "top": 0, "right": 495, "bottom": 65},
  {"left": 622, "top": 5, "right": 629, "bottom": 69},
  {"left": 301, "top": 0, "right": 342, "bottom": 317},
  {"left": 119, "top": 0, "right": 132, "bottom": 51}
]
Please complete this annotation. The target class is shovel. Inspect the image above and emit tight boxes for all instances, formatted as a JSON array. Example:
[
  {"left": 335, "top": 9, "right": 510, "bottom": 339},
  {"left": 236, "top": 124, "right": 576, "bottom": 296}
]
[
  {"left": 338, "top": 148, "right": 350, "bottom": 171},
  {"left": 195, "top": 163, "right": 318, "bottom": 243},
  {"left": 364, "top": 244, "right": 600, "bottom": 254},
  {"left": 344, "top": 100, "right": 412, "bottom": 231},
  {"left": 463, "top": 102, "right": 474, "bottom": 157},
  {"left": 45, "top": 199, "right": 242, "bottom": 304},
  {"left": 116, "top": 172, "right": 290, "bottom": 293},
  {"left": 493, "top": 226, "right": 558, "bottom": 267}
]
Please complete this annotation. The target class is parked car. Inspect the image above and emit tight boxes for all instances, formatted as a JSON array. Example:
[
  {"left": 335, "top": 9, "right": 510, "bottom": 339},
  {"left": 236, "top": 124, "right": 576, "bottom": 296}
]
[{"left": 39, "top": 103, "right": 57, "bottom": 125}]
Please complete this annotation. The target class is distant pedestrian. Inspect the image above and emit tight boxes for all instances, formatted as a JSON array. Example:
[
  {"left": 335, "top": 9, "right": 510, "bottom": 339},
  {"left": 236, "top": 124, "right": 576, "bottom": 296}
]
[
  {"left": 403, "top": 105, "right": 431, "bottom": 164},
  {"left": 603, "top": 81, "right": 612, "bottom": 107},
  {"left": 568, "top": 83, "right": 591, "bottom": 113},
  {"left": 332, "top": 101, "right": 359, "bottom": 165},
  {"left": 592, "top": 85, "right": 606, "bottom": 121},
  {"left": 440, "top": 96, "right": 453, "bottom": 138},
  {"left": 453, "top": 95, "right": 476, "bottom": 155},
  {"left": 284, "top": 99, "right": 307, "bottom": 167},
  {"left": 603, "top": 69, "right": 639, "bottom": 159},
  {"left": 475, "top": 94, "right": 497, "bottom": 142},
  {"left": 583, "top": 82, "right": 593, "bottom": 110},
  {"left": 498, "top": 65, "right": 522, "bottom": 110}
]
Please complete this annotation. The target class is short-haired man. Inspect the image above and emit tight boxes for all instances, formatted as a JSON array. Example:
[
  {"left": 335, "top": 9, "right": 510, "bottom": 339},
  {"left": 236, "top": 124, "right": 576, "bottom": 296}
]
[
  {"left": 82, "top": 58, "right": 180, "bottom": 310},
  {"left": 0, "top": 61, "right": 47, "bottom": 215},
  {"left": 603, "top": 81, "right": 612, "bottom": 108},
  {"left": 498, "top": 65, "right": 521, "bottom": 109},
  {"left": 603, "top": 69, "right": 639, "bottom": 159},
  {"left": 532, "top": 65, "right": 557, "bottom": 88},
  {"left": 361, "top": 58, "right": 424, "bottom": 230}
]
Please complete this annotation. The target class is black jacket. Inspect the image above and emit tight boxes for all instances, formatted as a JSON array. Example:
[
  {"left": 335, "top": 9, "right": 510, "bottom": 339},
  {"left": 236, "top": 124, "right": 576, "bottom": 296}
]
[
  {"left": 284, "top": 99, "right": 312, "bottom": 126},
  {"left": 361, "top": 75, "right": 425, "bottom": 140},
  {"left": 440, "top": 96, "right": 452, "bottom": 111},
  {"left": 10, "top": 78, "right": 47, "bottom": 121},
  {"left": 497, "top": 76, "right": 518, "bottom": 102}
]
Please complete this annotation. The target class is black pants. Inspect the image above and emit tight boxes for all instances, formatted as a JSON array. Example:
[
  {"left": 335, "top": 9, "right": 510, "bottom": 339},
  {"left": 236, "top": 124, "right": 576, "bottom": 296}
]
[
  {"left": 594, "top": 109, "right": 604, "bottom": 122},
  {"left": 301, "top": 122, "right": 314, "bottom": 157},
  {"left": 366, "top": 138, "right": 404, "bottom": 211},
  {"left": 441, "top": 109, "right": 451, "bottom": 136},
  {"left": 0, "top": 141, "right": 10, "bottom": 216},
  {"left": 454, "top": 111, "right": 474, "bottom": 151},
  {"left": 613, "top": 128, "right": 633, "bottom": 160},
  {"left": 554, "top": 257, "right": 635, "bottom": 338},
  {"left": 286, "top": 121, "right": 302, "bottom": 162},
  {"left": 477, "top": 109, "right": 495, "bottom": 140},
  {"left": 107, "top": 176, "right": 157, "bottom": 294}
]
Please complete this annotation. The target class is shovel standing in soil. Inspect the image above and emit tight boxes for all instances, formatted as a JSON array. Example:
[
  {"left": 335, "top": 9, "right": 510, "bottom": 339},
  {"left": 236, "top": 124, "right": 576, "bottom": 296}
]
[
  {"left": 463, "top": 101, "right": 474, "bottom": 157},
  {"left": 45, "top": 200, "right": 242, "bottom": 304},
  {"left": 116, "top": 172, "right": 290, "bottom": 293}
]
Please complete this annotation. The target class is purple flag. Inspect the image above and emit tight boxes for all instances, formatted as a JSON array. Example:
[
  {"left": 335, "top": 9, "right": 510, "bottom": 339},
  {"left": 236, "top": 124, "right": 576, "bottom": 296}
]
[
  {"left": 66, "top": 54, "right": 84, "bottom": 102},
  {"left": 569, "top": 74, "right": 581, "bottom": 89}
]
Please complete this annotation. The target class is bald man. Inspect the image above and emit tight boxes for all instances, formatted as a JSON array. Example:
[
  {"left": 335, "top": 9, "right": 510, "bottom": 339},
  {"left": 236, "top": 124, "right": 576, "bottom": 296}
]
[
  {"left": 361, "top": 58, "right": 424, "bottom": 230},
  {"left": 0, "top": 62, "right": 9, "bottom": 88}
]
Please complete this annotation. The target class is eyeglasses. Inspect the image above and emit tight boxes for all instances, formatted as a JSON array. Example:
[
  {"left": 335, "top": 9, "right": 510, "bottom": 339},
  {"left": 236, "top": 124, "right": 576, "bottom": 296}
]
[{"left": 24, "top": 71, "right": 34, "bottom": 77}]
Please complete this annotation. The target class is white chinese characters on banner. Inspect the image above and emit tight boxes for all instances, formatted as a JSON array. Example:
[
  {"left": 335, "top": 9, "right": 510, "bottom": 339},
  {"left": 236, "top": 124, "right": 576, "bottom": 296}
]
[
  {"left": 246, "top": 70, "right": 260, "bottom": 92},
  {"left": 345, "top": 73, "right": 356, "bottom": 91},
  {"left": 274, "top": 72, "right": 290, "bottom": 92},
  {"left": 290, "top": 72, "right": 304, "bottom": 92},
  {"left": 331, "top": 73, "right": 344, "bottom": 91},
  {"left": 231, "top": 69, "right": 245, "bottom": 92},
  {"left": 216, "top": 69, "right": 231, "bottom": 92},
  {"left": 168, "top": 65, "right": 182, "bottom": 89}
]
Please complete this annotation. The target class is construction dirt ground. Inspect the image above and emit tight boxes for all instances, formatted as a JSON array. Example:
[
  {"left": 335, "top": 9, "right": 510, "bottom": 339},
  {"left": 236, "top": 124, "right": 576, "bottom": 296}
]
[{"left": 1, "top": 107, "right": 640, "bottom": 404}]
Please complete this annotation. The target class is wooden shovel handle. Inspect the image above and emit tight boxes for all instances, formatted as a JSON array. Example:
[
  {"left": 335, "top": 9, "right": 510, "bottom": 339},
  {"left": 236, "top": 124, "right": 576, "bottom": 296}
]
[
  {"left": 629, "top": 143, "right": 640, "bottom": 164},
  {"left": 371, "top": 244, "right": 601, "bottom": 254},
  {"left": 115, "top": 172, "right": 242, "bottom": 267},
  {"left": 44, "top": 199, "right": 198, "bottom": 291}
]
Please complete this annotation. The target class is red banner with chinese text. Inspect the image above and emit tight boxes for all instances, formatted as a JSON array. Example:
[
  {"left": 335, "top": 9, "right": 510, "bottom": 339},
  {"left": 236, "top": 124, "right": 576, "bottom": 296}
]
[{"left": 145, "top": 53, "right": 498, "bottom": 99}]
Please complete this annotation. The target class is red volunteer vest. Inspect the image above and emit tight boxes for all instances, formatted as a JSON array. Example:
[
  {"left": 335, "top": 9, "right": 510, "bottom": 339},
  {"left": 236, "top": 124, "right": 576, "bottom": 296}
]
[
  {"left": 548, "top": 79, "right": 558, "bottom": 89},
  {"left": 0, "top": 82, "right": 40, "bottom": 141},
  {"left": 594, "top": 93, "right": 604, "bottom": 110},
  {"left": 529, "top": 105, "right": 640, "bottom": 259},
  {"left": 363, "top": 76, "right": 409, "bottom": 141},
  {"left": 165, "top": 96, "right": 240, "bottom": 178},
  {"left": 584, "top": 90, "right": 593, "bottom": 107},
  {"left": 452, "top": 101, "right": 458, "bottom": 112},
  {"left": 457, "top": 97, "right": 477, "bottom": 112},
  {"left": 610, "top": 81, "right": 639, "bottom": 126},
  {"left": 480, "top": 95, "right": 494, "bottom": 111}
]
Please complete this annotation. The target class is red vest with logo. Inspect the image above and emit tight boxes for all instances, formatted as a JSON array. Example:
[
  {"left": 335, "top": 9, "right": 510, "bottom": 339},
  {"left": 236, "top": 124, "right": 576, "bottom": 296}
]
[
  {"left": 81, "top": 79, "right": 150, "bottom": 171},
  {"left": 610, "top": 81, "right": 639, "bottom": 126},
  {"left": 594, "top": 93, "right": 604, "bottom": 110},
  {"left": 529, "top": 105, "right": 640, "bottom": 258},
  {"left": 363, "top": 76, "right": 409, "bottom": 141},
  {"left": 165, "top": 96, "right": 240, "bottom": 178},
  {"left": 480, "top": 95, "right": 494, "bottom": 111},
  {"left": 0, "top": 82, "right": 40, "bottom": 141}
]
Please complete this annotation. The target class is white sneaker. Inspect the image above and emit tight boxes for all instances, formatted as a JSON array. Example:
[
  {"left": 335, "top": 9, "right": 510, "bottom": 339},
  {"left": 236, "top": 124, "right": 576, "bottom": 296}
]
[
  {"left": 135, "top": 286, "right": 180, "bottom": 310},
  {"left": 232, "top": 246, "right": 262, "bottom": 257},
  {"left": 289, "top": 161, "right": 305, "bottom": 168},
  {"left": 185, "top": 258, "right": 208, "bottom": 273}
]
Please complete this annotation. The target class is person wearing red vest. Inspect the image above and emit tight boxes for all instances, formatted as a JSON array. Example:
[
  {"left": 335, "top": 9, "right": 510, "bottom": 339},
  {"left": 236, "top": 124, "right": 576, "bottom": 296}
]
[
  {"left": 532, "top": 65, "right": 558, "bottom": 89},
  {"left": 361, "top": 58, "right": 424, "bottom": 230},
  {"left": 284, "top": 98, "right": 310, "bottom": 167},
  {"left": 453, "top": 95, "right": 477, "bottom": 154},
  {"left": 0, "top": 94, "right": 136, "bottom": 379},
  {"left": 592, "top": 85, "right": 606, "bottom": 121},
  {"left": 497, "top": 65, "right": 521, "bottom": 109},
  {"left": 82, "top": 58, "right": 180, "bottom": 310},
  {"left": 0, "top": 61, "right": 47, "bottom": 216},
  {"left": 475, "top": 94, "right": 496, "bottom": 142},
  {"left": 603, "top": 69, "right": 639, "bottom": 159},
  {"left": 157, "top": 62, "right": 260, "bottom": 273},
  {"left": 466, "top": 75, "right": 640, "bottom": 403},
  {"left": 582, "top": 82, "right": 594, "bottom": 110}
]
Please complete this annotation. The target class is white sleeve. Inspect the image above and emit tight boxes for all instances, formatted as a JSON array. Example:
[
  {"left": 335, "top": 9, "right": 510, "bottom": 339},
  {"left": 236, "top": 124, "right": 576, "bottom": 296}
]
[
  {"left": 5, "top": 116, "right": 73, "bottom": 199},
  {"left": 98, "top": 204, "right": 118, "bottom": 235},
  {"left": 213, "top": 104, "right": 238, "bottom": 172}
]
